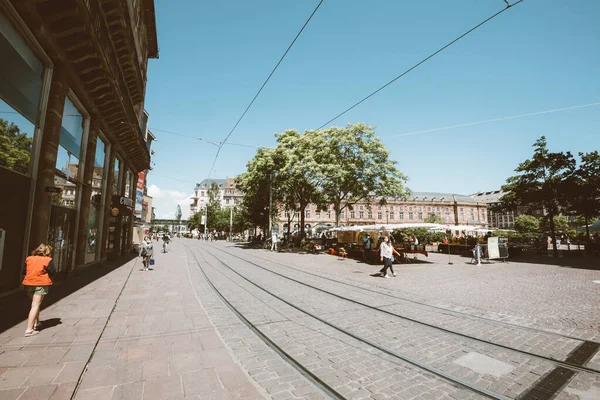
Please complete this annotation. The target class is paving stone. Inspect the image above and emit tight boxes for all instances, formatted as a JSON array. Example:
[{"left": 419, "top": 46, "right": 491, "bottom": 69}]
[
  {"left": 142, "top": 376, "right": 183, "bottom": 400},
  {"left": 0, "top": 366, "right": 37, "bottom": 389},
  {"left": 18, "top": 384, "right": 58, "bottom": 400}
]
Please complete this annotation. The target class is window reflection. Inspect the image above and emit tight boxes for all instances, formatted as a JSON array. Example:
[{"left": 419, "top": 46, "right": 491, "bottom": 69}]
[
  {"left": 0, "top": 100, "right": 34, "bottom": 175},
  {"left": 53, "top": 97, "right": 84, "bottom": 209},
  {"left": 86, "top": 137, "right": 106, "bottom": 264}
]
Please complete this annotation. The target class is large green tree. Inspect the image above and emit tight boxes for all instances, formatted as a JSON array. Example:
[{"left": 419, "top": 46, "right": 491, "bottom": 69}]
[
  {"left": 276, "top": 129, "right": 326, "bottom": 238},
  {"left": 566, "top": 151, "right": 600, "bottom": 248},
  {"left": 315, "top": 123, "right": 410, "bottom": 226},
  {"left": 236, "top": 147, "right": 286, "bottom": 234},
  {"left": 206, "top": 182, "right": 222, "bottom": 231},
  {"left": 0, "top": 118, "right": 33, "bottom": 175},
  {"left": 499, "top": 136, "right": 575, "bottom": 257}
]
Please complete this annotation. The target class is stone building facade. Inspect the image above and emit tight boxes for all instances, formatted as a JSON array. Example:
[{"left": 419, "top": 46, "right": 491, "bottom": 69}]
[
  {"left": 275, "top": 192, "right": 488, "bottom": 234},
  {"left": 190, "top": 178, "right": 244, "bottom": 215},
  {"left": 0, "top": 0, "right": 158, "bottom": 293}
]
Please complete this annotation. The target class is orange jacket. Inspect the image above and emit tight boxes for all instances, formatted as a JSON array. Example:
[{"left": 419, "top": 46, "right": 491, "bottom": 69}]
[{"left": 22, "top": 256, "right": 55, "bottom": 286}]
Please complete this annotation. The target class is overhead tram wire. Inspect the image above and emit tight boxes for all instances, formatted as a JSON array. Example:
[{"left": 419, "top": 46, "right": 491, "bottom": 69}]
[
  {"left": 148, "top": 127, "right": 260, "bottom": 148},
  {"left": 317, "top": 0, "right": 525, "bottom": 130},
  {"left": 389, "top": 101, "right": 600, "bottom": 138},
  {"left": 207, "top": 0, "right": 326, "bottom": 179}
]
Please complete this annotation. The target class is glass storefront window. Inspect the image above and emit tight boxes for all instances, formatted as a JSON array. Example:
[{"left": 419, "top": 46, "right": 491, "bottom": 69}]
[
  {"left": 0, "top": 10, "right": 44, "bottom": 176},
  {"left": 0, "top": 100, "right": 35, "bottom": 175},
  {"left": 85, "top": 137, "right": 106, "bottom": 264},
  {"left": 113, "top": 157, "right": 121, "bottom": 195},
  {"left": 125, "top": 169, "right": 133, "bottom": 198},
  {"left": 54, "top": 97, "right": 84, "bottom": 209}
]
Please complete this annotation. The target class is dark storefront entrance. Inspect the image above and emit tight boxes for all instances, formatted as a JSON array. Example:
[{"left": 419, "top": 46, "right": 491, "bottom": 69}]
[
  {"left": 107, "top": 195, "right": 133, "bottom": 259},
  {"left": 48, "top": 205, "right": 76, "bottom": 273}
]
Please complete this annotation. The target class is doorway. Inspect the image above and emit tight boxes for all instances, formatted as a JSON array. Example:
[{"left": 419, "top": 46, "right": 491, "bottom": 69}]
[{"left": 48, "top": 206, "right": 76, "bottom": 273}]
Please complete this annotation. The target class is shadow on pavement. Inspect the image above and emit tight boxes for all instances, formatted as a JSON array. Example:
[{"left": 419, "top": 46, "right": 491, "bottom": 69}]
[
  {"left": 0, "top": 254, "right": 136, "bottom": 334},
  {"left": 39, "top": 317, "right": 62, "bottom": 331}
]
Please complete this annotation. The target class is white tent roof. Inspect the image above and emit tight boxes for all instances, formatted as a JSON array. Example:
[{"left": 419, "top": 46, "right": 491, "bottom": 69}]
[{"left": 330, "top": 223, "right": 487, "bottom": 232}]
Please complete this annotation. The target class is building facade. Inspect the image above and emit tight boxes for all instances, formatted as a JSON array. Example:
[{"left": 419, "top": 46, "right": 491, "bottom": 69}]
[
  {"left": 275, "top": 192, "right": 488, "bottom": 234},
  {"left": 470, "top": 190, "right": 547, "bottom": 230},
  {"left": 0, "top": 0, "right": 158, "bottom": 293},
  {"left": 190, "top": 178, "right": 244, "bottom": 215}
]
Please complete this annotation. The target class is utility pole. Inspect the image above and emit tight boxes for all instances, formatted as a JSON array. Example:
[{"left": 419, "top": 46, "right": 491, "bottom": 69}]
[
  {"left": 268, "top": 172, "right": 273, "bottom": 237},
  {"left": 203, "top": 206, "right": 207, "bottom": 236},
  {"left": 229, "top": 206, "right": 233, "bottom": 240}
]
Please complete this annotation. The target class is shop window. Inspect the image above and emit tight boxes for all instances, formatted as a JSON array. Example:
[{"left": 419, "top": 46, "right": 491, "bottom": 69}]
[
  {"left": 125, "top": 169, "right": 133, "bottom": 198},
  {"left": 0, "top": 11, "right": 45, "bottom": 176},
  {"left": 85, "top": 137, "right": 106, "bottom": 264},
  {"left": 53, "top": 97, "right": 86, "bottom": 209},
  {"left": 113, "top": 157, "right": 121, "bottom": 195}
]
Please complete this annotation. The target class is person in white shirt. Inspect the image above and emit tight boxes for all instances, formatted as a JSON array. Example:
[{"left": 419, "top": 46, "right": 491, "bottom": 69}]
[
  {"left": 379, "top": 236, "right": 401, "bottom": 278},
  {"left": 271, "top": 232, "right": 278, "bottom": 251},
  {"left": 139, "top": 236, "right": 154, "bottom": 271}
]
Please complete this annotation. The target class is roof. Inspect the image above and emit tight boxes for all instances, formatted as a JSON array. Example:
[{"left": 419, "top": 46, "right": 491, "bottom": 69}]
[
  {"left": 195, "top": 179, "right": 227, "bottom": 189},
  {"left": 469, "top": 190, "right": 506, "bottom": 203},
  {"left": 408, "top": 192, "right": 477, "bottom": 203}
]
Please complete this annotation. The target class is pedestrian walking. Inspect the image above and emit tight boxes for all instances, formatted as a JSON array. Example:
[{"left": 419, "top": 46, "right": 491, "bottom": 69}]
[
  {"left": 140, "top": 236, "right": 154, "bottom": 271},
  {"left": 379, "top": 236, "right": 400, "bottom": 278},
  {"left": 21, "top": 243, "right": 55, "bottom": 337},
  {"left": 362, "top": 233, "right": 372, "bottom": 261},
  {"left": 271, "top": 232, "right": 279, "bottom": 251}
]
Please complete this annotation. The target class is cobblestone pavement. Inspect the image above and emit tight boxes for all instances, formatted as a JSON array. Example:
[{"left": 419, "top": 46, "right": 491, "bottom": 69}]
[
  {"left": 225, "top": 244, "right": 600, "bottom": 341},
  {"left": 0, "top": 243, "right": 326, "bottom": 400},
  {"left": 193, "top": 240, "right": 600, "bottom": 400},
  {"left": 188, "top": 245, "right": 484, "bottom": 400},
  {"left": 2, "top": 239, "right": 598, "bottom": 400}
]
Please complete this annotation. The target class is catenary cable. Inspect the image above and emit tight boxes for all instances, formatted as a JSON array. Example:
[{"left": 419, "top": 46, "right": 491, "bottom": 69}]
[
  {"left": 389, "top": 101, "right": 600, "bottom": 138},
  {"left": 317, "top": 0, "right": 524, "bottom": 129}
]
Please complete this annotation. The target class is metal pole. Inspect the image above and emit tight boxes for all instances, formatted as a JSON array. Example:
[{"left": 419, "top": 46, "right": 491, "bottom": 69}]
[
  {"left": 268, "top": 173, "right": 273, "bottom": 238},
  {"left": 204, "top": 206, "right": 207, "bottom": 236},
  {"left": 229, "top": 206, "right": 233, "bottom": 240}
]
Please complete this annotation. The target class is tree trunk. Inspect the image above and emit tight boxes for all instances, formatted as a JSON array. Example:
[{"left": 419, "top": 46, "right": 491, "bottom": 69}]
[
  {"left": 549, "top": 213, "right": 558, "bottom": 258},
  {"left": 585, "top": 215, "right": 591, "bottom": 253},
  {"left": 334, "top": 203, "right": 341, "bottom": 227},
  {"left": 300, "top": 203, "right": 306, "bottom": 239}
]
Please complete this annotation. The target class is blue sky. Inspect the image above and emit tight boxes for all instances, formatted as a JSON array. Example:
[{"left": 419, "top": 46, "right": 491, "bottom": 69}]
[{"left": 143, "top": 0, "right": 600, "bottom": 219}]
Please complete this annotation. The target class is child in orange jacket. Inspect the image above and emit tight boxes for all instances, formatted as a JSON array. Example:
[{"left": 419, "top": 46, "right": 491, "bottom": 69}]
[{"left": 21, "top": 243, "right": 55, "bottom": 337}]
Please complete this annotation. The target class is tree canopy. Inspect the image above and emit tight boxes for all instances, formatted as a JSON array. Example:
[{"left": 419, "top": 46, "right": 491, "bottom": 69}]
[
  {"left": 566, "top": 151, "right": 600, "bottom": 245},
  {"left": 237, "top": 123, "right": 409, "bottom": 237},
  {"left": 499, "top": 136, "right": 575, "bottom": 256},
  {"left": 0, "top": 118, "right": 33, "bottom": 175},
  {"left": 514, "top": 215, "right": 540, "bottom": 233}
]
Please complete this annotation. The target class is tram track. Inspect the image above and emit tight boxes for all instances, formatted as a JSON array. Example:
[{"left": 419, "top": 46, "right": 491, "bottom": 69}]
[
  {"left": 195, "top": 241, "right": 600, "bottom": 399},
  {"left": 212, "top": 244, "right": 600, "bottom": 347},
  {"left": 183, "top": 241, "right": 504, "bottom": 399},
  {"left": 204, "top": 243, "right": 600, "bottom": 372}
]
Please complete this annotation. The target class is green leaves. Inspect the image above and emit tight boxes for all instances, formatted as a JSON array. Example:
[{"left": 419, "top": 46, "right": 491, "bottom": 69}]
[
  {"left": 0, "top": 118, "right": 33, "bottom": 175},
  {"left": 237, "top": 123, "right": 410, "bottom": 233}
]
